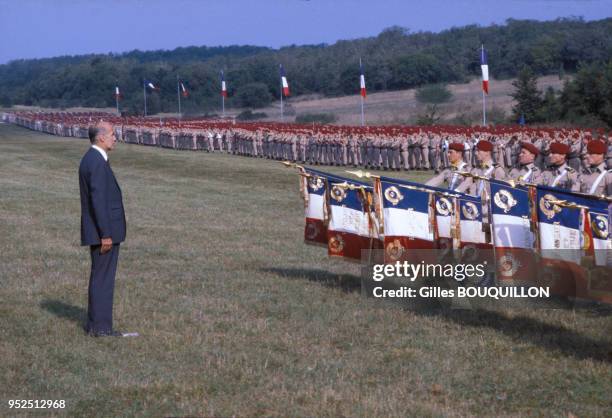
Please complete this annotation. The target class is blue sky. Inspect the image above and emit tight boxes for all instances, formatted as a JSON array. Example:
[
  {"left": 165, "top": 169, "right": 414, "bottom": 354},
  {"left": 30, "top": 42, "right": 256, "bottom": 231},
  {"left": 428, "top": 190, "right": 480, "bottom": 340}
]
[{"left": 0, "top": 0, "right": 610, "bottom": 63}]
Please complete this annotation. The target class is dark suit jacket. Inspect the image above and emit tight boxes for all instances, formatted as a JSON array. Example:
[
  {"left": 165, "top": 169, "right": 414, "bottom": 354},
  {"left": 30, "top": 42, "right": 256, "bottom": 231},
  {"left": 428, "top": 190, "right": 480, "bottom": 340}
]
[{"left": 79, "top": 147, "right": 126, "bottom": 246}]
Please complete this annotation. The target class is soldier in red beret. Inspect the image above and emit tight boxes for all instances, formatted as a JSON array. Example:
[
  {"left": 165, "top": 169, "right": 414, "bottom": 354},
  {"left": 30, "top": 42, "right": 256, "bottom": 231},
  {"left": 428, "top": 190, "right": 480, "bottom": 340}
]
[
  {"left": 425, "top": 142, "right": 470, "bottom": 191},
  {"left": 542, "top": 142, "right": 580, "bottom": 191},
  {"left": 508, "top": 142, "right": 545, "bottom": 184},
  {"left": 458, "top": 140, "right": 506, "bottom": 196},
  {"left": 579, "top": 140, "right": 612, "bottom": 196}
]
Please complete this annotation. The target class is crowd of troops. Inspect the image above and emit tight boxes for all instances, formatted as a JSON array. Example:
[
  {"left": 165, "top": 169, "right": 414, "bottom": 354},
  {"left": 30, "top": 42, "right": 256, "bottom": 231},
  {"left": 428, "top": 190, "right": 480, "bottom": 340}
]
[{"left": 3, "top": 111, "right": 611, "bottom": 198}]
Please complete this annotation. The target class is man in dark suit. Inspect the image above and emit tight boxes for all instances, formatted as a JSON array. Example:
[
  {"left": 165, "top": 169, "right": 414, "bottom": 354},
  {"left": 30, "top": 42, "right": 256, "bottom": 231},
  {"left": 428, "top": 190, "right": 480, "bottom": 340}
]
[{"left": 79, "top": 121, "right": 131, "bottom": 337}]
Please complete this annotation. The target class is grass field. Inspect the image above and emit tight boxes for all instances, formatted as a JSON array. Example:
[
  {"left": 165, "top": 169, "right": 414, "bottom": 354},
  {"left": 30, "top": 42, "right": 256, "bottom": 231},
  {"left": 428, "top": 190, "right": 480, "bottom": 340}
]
[{"left": 0, "top": 123, "right": 610, "bottom": 417}]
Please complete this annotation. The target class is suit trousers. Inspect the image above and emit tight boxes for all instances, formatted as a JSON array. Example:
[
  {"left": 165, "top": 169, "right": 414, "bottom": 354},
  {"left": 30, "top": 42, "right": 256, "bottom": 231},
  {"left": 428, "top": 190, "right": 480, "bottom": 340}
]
[{"left": 87, "top": 244, "right": 120, "bottom": 333}]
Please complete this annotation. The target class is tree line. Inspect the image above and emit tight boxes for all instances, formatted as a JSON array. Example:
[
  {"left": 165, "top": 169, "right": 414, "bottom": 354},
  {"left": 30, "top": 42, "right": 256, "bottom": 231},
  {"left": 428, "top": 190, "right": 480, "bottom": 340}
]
[{"left": 0, "top": 17, "right": 610, "bottom": 126}]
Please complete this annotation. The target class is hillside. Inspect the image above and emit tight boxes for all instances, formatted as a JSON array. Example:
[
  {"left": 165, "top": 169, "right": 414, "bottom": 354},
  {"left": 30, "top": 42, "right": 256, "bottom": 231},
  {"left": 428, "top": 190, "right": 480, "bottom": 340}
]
[
  {"left": 0, "top": 17, "right": 610, "bottom": 116},
  {"left": 256, "top": 75, "right": 567, "bottom": 125}
]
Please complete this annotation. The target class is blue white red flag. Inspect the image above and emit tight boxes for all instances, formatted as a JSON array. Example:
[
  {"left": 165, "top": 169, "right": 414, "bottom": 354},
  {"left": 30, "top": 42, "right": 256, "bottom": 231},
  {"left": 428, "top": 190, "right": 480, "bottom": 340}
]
[
  {"left": 359, "top": 58, "right": 366, "bottom": 98},
  {"left": 489, "top": 180, "right": 537, "bottom": 281},
  {"left": 480, "top": 45, "right": 489, "bottom": 94},
  {"left": 180, "top": 81, "right": 188, "bottom": 97},
  {"left": 146, "top": 81, "right": 159, "bottom": 90},
  {"left": 301, "top": 168, "right": 329, "bottom": 246},
  {"left": 279, "top": 65, "right": 290, "bottom": 97},
  {"left": 327, "top": 174, "right": 381, "bottom": 260},
  {"left": 220, "top": 71, "right": 227, "bottom": 97},
  {"left": 114, "top": 86, "right": 121, "bottom": 100}
]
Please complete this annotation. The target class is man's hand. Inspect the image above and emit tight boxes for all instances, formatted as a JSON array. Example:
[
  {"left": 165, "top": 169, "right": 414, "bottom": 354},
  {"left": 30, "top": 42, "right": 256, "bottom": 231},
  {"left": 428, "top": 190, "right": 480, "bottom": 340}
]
[{"left": 100, "top": 237, "right": 113, "bottom": 254}]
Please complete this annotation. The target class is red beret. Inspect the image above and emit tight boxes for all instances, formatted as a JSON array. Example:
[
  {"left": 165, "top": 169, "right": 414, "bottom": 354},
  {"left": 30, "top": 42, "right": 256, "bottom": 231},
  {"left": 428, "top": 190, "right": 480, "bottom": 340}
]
[
  {"left": 476, "top": 140, "right": 493, "bottom": 152},
  {"left": 520, "top": 141, "right": 539, "bottom": 156},
  {"left": 549, "top": 142, "right": 570, "bottom": 155},
  {"left": 587, "top": 140, "right": 606, "bottom": 155},
  {"left": 449, "top": 142, "right": 465, "bottom": 152}
]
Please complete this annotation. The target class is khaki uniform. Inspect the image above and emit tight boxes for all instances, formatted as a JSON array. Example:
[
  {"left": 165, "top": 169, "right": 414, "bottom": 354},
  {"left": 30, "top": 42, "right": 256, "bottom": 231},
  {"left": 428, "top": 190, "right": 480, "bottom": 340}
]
[
  {"left": 425, "top": 160, "right": 470, "bottom": 191},
  {"left": 508, "top": 162, "right": 545, "bottom": 185},
  {"left": 541, "top": 163, "right": 580, "bottom": 192},
  {"left": 579, "top": 163, "right": 612, "bottom": 197},
  {"left": 459, "top": 161, "right": 506, "bottom": 197}
]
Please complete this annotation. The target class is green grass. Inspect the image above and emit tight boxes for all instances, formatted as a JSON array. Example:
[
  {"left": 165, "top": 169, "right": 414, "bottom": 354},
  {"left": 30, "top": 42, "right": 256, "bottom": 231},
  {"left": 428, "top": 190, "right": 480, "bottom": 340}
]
[{"left": 0, "top": 123, "right": 610, "bottom": 417}]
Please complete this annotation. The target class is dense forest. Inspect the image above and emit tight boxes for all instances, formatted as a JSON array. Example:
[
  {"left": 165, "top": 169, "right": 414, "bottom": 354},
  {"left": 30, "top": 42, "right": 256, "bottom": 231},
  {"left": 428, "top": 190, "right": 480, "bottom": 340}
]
[{"left": 0, "top": 17, "right": 610, "bottom": 125}]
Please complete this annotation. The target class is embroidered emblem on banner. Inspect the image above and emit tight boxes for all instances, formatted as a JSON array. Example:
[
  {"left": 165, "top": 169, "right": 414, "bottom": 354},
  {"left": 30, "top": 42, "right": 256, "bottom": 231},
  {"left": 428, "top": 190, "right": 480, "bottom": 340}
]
[
  {"left": 329, "top": 234, "right": 345, "bottom": 254},
  {"left": 498, "top": 254, "right": 521, "bottom": 277},
  {"left": 436, "top": 197, "right": 452, "bottom": 216},
  {"left": 305, "top": 223, "right": 319, "bottom": 240},
  {"left": 493, "top": 189, "right": 517, "bottom": 213},
  {"left": 591, "top": 215, "right": 608, "bottom": 239},
  {"left": 539, "top": 193, "right": 562, "bottom": 220},
  {"left": 330, "top": 185, "right": 347, "bottom": 202},
  {"left": 462, "top": 201, "right": 479, "bottom": 220},
  {"left": 308, "top": 176, "right": 324, "bottom": 192},
  {"left": 385, "top": 239, "right": 405, "bottom": 261},
  {"left": 384, "top": 186, "right": 403, "bottom": 206}
]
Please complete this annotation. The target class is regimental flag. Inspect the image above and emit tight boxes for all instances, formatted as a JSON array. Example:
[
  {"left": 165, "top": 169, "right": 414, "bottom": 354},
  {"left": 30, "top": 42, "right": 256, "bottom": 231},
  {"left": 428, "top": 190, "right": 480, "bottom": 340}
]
[
  {"left": 376, "top": 177, "right": 436, "bottom": 262},
  {"left": 146, "top": 81, "right": 159, "bottom": 91},
  {"left": 279, "top": 64, "right": 290, "bottom": 97},
  {"left": 359, "top": 58, "right": 366, "bottom": 98},
  {"left": 220, "top": 71, "right": 227, "bottom": 97},
  {"left": 301, "top": 168, "right": 329, "bottom": 246},
  {"left": 535, "top": 186, "right": 596, "bottom": 298},
  {"left": 480, "top": 45, "right": 489, "bottom": 95},
  {"left": 180, "top": 81, "right": 189, "bottom": 97},
  {"left": 114, "top": 86, "right": 122, "bottom": 100},
  {"left": 458, "top": 195, "right": 487, "bottom": 249},
  {"left": 554, "top": 191, "right": 612, "bottom": 303},
  {"left": 434, "top": 194, "right": 456, "bottom": 251},
  {"left": 489, "top": 180, "right": 537, "bottom": 281},
  {"left": 327, "top": 174, "right": 381, "bottom": 261}
]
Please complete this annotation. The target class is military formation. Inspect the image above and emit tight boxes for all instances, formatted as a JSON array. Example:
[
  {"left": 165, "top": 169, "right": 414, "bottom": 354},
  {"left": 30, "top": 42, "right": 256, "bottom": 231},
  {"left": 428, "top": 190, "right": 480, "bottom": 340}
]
[{"left": 3, "top": 110, "right": 611, "bottom": 198}]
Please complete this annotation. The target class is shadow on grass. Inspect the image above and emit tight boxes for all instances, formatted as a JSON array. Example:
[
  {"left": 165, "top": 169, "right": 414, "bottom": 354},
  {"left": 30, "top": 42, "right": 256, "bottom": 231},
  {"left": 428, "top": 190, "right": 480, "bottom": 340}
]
[
  {"left": 428, "top": 308, "right": 612, "bottom": 364},
  {"left": 264, "top": 268, "right": 612, "bottom": 364},
  {"left": 262, "top": 267, "right": 361, "bottom": 293},
  {"left": 40, "top": 299, "right": 86, "bottom": 327}
]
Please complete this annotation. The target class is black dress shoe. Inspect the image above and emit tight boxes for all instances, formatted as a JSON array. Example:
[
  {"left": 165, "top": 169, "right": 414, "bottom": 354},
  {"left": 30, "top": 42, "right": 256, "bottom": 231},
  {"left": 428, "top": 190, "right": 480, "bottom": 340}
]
[{"left": 88, "top": 329, "right": 125, "bottom": 337}]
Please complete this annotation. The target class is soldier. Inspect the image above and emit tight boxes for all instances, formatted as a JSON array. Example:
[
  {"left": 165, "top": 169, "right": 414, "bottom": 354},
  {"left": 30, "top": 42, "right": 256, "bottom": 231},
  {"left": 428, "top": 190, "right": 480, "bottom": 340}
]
[
  {"left": 458, "top": 140, "right": 506, "bottom": 196},
  {"left": 508, "top": 142, "right": 545, "bottom": 184},
  {"left": 541, "top": 142, "right": 580, "bottom": 192},
  {"left": 428, "top": 134, "right": 441, "bottom": 173},
  {"left": 400, "top": 137, "right": 410, "bottom": 170},
  {"left": 579, "top": 140, "right": 612, "bottom": 197},
  {"left": 425, "top": 142, "right": 470, "bottom": 191}
]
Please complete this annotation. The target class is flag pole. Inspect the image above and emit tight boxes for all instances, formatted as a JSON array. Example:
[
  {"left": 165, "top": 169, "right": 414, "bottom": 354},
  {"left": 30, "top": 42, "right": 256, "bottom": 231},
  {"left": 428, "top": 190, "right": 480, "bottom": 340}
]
[
  {"left": 481, "top": 44, "right": 486, "bottom": 126},
  {"left": 360, "top": 58, "right": 365, "bottom": 127},
  {"left": 177, "top": 75, "right": 182, "bottom": 127},
  {"left": 143, "top": 80, "right": 147, "bottom": 117},
  {"left": 280, "top": 80, "right": 284, "bottom": 122},
  {"left": 360, "top": 95, "right": 365, "bottom": 127},
  {"left": 482, "top": 89, "right": 486, "bottom": 126},
  {"left": 115, "top": 90, "right": 119, "bottom": 116}
]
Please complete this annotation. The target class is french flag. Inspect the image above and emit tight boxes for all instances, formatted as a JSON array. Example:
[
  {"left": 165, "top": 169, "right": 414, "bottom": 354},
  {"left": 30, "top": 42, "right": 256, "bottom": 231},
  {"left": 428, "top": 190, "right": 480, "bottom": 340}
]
[
  {"left": 220, "top": 71, "right": 227, "bottom": 97},
  {"left": 301, "top": 168, "right": 329, "bottom": 246},
  {"left": 146, "top": 81, "right": 159, "bottom": 91},
  {"left": 480, "top": 45, "right": 489, "bottom": 94},
  {"left": 359, "top": 58, "right": 366, "bottom": 98},
  {"left": 327, "top": 175, "right": 381, "bottom": 261},
  {"left": 376, "top": 177, "right": 436, "bottom": 263},
  {"left": 489, "top": 180, "right": 536, "bottom": 282},
  {"left": 114, "top": 86, "right": 121, "bottom": 100},
  {"left": 280, "top": 64, "right": 290, "bottom": 97},
  {"left": 180, "top": 81, "right": 188, "bottom": 97}
]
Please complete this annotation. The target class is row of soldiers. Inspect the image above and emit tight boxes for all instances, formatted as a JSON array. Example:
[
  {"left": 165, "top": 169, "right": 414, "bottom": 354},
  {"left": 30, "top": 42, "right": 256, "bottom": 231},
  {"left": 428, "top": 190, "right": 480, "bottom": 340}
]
[
  {"left": 425, "top": 139, "right": 612, "bottom": 198},
  {"left": 117, "top": 125, "right": 612, "bottom": 174},
  {"left": 4, "top": 112, "right": 611, "bottom": 197}
]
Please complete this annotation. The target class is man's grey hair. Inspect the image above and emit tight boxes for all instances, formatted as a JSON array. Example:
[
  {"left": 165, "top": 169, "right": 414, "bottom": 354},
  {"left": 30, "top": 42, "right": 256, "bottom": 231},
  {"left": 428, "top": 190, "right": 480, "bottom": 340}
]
[{"left": 88, "top": 121, "right": 109, "bottom": 144}]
